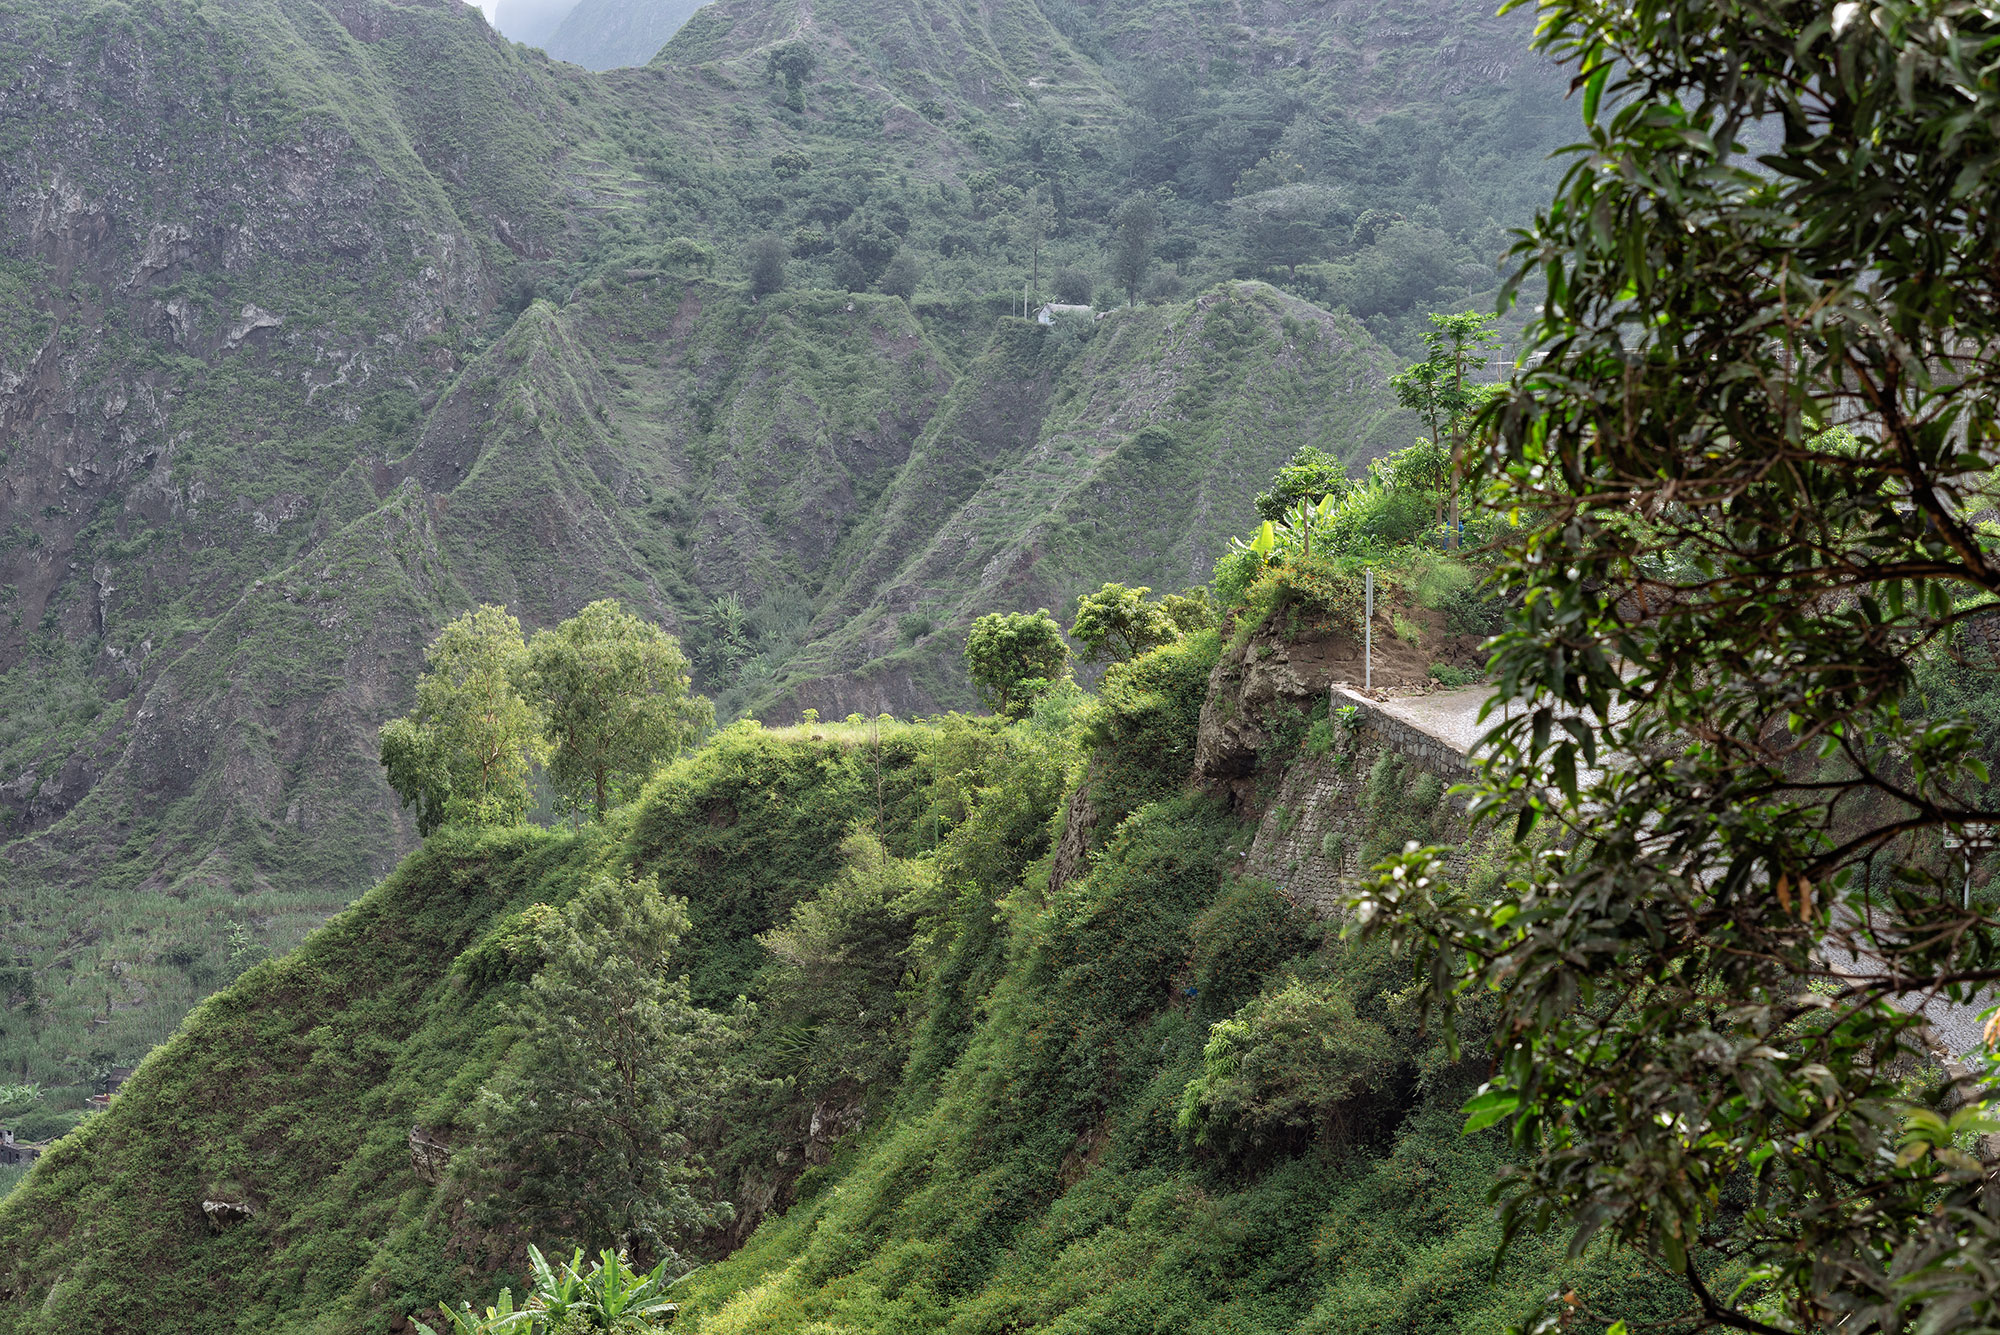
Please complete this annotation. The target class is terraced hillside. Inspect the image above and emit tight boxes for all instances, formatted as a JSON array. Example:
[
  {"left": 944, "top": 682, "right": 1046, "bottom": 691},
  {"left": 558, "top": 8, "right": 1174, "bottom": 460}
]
[{"left": 0, "top": 0, "right": 1573, "bottom": 1100}]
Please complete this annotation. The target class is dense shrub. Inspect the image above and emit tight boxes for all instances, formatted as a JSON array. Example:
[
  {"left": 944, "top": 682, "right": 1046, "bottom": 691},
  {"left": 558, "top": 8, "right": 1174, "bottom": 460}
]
[
  {"left": 1187, "top": 880, "right": 1320, "bottom": 1021},
  {"left": 1080, "top": 630, "right": 1221, "bottom": 826},
  {"left": 1176, "top": 974, "right": 1398, "bottom": 1160},
  {"left": 626, "top": 723, "right": 930, "bottom": 1006}
]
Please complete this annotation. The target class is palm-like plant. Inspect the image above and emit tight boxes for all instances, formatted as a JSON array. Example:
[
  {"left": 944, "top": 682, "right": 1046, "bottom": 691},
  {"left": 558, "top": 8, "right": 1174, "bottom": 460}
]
[
  {"left": 413, "top": 1245, "right": 693, "bottom": 1334},
  {"left": 410, "top": 1287, "right": 528, "bottom": 1335},
  {"left": 527, "top": 1246, "right": 687, "bottom": 1330}
]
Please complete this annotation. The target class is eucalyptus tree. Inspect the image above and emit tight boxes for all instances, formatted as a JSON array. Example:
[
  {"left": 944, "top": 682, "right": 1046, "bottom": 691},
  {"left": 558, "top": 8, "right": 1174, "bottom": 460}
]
[{"left": 1352, "top": 3, "right": 2000, "bottom": 1332}]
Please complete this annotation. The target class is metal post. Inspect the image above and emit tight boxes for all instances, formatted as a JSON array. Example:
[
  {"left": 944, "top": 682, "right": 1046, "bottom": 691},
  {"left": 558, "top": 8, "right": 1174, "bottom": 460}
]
[
  {"left": 1945, "top": 829, "right": 1991, "bottom": 909},
  {"left": 1364, "top": 567, "right": 1373, "bottom": 692}
]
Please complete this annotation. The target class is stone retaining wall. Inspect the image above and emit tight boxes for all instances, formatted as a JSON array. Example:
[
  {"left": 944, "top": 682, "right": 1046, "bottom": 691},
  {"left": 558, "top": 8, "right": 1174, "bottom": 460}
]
[{"left": 1241, "top": 689, "right": 1477, "bottom": 919}]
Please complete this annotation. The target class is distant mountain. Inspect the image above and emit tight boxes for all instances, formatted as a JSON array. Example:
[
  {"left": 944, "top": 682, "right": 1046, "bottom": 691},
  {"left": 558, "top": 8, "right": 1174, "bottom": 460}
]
[
  {"left": 0, "top": 0, "right": 1573, "bottom": 1104},
  {"left": 492, "top": 0, "right": 577, "bottom": 46},
  {"left": 543, "top": 0, "right": 708, "bottom": 68}
]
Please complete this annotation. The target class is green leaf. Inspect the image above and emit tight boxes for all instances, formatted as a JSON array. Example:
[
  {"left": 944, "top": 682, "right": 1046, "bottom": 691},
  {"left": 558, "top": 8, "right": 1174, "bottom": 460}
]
[
  {"left": 1552, "top": 743, "right": 1578, "bottom": 805},
  {"left": 1581, "top": 63, "right": 1610, "bottom": 125},
  {"left": 1462, "top": 1086, "right": 1521, "bottom": 1134}
]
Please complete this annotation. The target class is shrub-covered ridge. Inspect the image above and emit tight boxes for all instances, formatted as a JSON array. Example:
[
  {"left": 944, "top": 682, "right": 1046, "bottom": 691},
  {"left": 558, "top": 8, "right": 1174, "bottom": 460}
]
[{"left": 0, "top": 621, "right": 1679, "bottom": 1333}]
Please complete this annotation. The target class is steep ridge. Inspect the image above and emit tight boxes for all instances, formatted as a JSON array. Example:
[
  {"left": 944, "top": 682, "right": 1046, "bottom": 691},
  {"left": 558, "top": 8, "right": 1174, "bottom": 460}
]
[
  {"left": 0, "top": 628, "right": 1683, "bottom": 1335},
  {"left": 778, "top": 284, "right": 1413, "bottom": 715},
  {"left": 0, "top": 0, "right": 628, "bottom": 843},
  {"left": 657, "top": 0, "right": 1109, "bottom": 114},
  {"left": 0, "top": 0, "right": 1582, "bottom": 1095},
  {"left": 544, "top": 0, "right": 708, "bottom": 69}
]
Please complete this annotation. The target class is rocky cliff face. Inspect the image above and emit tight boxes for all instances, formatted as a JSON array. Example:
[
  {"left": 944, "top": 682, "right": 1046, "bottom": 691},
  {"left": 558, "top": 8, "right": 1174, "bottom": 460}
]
[
  {"left": 1192, "top": 606, "right": 1489, "bottom": 920},
  {"left": 1194, "top": 585, "right": 1481, "bottom": 803}
]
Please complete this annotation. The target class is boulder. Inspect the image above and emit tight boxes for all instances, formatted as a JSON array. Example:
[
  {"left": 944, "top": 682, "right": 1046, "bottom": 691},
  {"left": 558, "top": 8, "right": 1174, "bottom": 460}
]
[{"left": 200, "top": 1199, "right": 254, "bottom": 1232}]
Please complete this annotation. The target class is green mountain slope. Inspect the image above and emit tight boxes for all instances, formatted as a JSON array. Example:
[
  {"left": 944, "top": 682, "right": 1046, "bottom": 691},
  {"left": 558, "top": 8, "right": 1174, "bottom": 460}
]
[
  {"left": 779, "top": 283, "right": 1411, "bottom": 714},
  {"left": 0, "top": 636, "right": 1681, "bottom": 1334},
  {"left": 0, "top": 0, "right": 1578, "bottom": 1102}
]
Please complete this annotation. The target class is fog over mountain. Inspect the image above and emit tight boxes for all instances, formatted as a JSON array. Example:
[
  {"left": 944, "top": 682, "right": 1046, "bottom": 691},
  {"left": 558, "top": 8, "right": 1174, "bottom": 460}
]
[
  {"left": 491, "top": 0, "right": 577, "bottom": 46},
  {"left": 543, "top": 0, "right": 708, "bottom": 68}
]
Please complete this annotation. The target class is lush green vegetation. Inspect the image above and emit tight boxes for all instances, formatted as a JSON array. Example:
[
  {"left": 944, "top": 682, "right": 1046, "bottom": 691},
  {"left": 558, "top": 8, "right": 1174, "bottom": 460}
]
[
  {"left": 0, "top": 569, "right": 1676, "bottom": 1331},
  {"left": 6, "top": 3, "right": 2000, "bottom": 1334},
  {"left": 7, "top": 0, "right": 1550, "bottom": 1098},
  {"left": 1345, "top": 2, "right": 2000, "bottom": 1331}
]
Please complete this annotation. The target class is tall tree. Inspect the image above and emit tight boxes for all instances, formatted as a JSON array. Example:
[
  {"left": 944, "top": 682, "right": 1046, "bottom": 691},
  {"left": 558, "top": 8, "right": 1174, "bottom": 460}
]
[
  {"left": 1354, "top": 3, "right": 2000, "bottom": 1333},
  {"left": 1389, "top": 312, "right": 1499, "bottom": 549},
  {"left": 1069, "top": 584, "right": 1182, "bottom": 664},
  {"left": 470, "top": 873, "right": 742, "bottom": 1263},
  {"left": 1235, "top": 184, "right": 1334, "bottom": 280},
  {"left": 746, "top": 233, "right": 788, "bottom": 296},
  {"left": 1015, "top": 187, "right": 1055, "bottom": 317},
  {"left": 764, "top": 40, "right": 817, "bottom": 113},
  {"left": 1110, "top": 194, "right": 1159, "bottom": 308},
  {"left": 522, "top": 600, "right": 712, "bottom": 822},
  {"left": 378, "top": 606, "right": 544, "bottom": 836}
]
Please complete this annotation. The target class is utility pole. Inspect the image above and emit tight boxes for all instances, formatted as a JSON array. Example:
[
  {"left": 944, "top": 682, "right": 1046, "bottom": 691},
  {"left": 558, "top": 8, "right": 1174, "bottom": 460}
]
[
  {"left": 1946, "top": 825, "right": 1996, "bottom": 909},
  {"left": 1364, "top": 567, "right": 1373, "bottom": 693}
]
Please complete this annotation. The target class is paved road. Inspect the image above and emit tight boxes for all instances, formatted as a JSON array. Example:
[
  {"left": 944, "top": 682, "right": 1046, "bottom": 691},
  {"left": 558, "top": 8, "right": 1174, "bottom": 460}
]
[
  {"left": 1361, "top": 686, "right": 1997, "bottom": 1063},
  {"left": 1368, "top": 686, "right": 1507, "bottom": 757}
]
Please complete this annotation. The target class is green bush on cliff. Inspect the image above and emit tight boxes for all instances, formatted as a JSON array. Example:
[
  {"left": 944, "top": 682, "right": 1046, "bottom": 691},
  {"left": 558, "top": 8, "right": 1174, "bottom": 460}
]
[
  {"left": 0, "top": 660, "right": 1690, "bottom": 1334},
  {"left": 1079, "top": 629, "right": 1221, "bottom": 825},
  {"left": 1187, "top": 880, "right": 1320, "bottom": 1021},
  {"left": 756, "top": 830, "right": 943, "bottom": 1095},
  {"left": 1176, "top": 973, "right": 1397, "bottom": 1160}
]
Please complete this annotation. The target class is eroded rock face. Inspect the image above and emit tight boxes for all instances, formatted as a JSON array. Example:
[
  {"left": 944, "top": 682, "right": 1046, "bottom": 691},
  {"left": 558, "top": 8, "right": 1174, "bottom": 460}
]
[
  {"left": 407, "top": 1125, "right": 452, "bottom": 1185},
  {"left": 201, "top": 1199, "right": 254, "bottom": 1231},
  {"left": 1046, "top": 783, "right": 1098, "bottom": 895},
  {"left": 805, "top": 1097, "right": 865, "bottom": 1166},
  {"left": 1195, "top": 625, "right": 1367, "bottom": 793},
  {"left": 1195, "top": 595, "right": 1487, "bottom": 802}
]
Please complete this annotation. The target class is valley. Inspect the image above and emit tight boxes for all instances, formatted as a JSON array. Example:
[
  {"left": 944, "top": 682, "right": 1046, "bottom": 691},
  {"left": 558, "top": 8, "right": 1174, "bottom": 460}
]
[
  {"left": 4, "top": 0, "right": 1990, "bottom": 1332},
  {"left": 0, "top": 0, "right": 1569, "bottom": 1104}
]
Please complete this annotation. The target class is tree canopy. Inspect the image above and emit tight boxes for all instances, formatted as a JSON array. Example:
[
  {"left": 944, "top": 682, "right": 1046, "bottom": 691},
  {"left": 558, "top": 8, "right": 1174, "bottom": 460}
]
[
  {"left": 965, "top": 610, "right": 1071, "bottom": 719},
  {"left": 378, "top": 605, "right": 544, "bottom": 837},
  {"left": 1069, "top": 584, "right": 1183, "bottom": 664},
  {"left": 1110, "top": 194, "right": 1160, "bottom": 307},
  {"left": 1253, "top": 445, "right": 1351, "bottom": 522},
  {"left": 470, "top": 873, "right": 742, "bottom": 1262},
  {"left": 764, "top": 40, "right": 817, "bottom": 112},
  {"left": 1389, "top": 312, "right": 1499, "bottom": 548},
  {"left": 1352, "top": 3, "right": 2000, "bottom": 1332},
  {"left": 523, "top": 599, "right": 713, "bottom": 821},
  {"left": 380, "top": 602, "right": 708, "bottom": 834}
]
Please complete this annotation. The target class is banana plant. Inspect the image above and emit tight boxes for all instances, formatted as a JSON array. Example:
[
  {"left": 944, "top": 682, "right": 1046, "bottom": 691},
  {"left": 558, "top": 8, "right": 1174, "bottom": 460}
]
[
  {"left": 411, "top": 1288, "right": 529, "bottom": 1335},
  {"left": 525, "top": 1245, "right": 582, "bottom": 1325},
  {"left": 1228, "top": 519, "right": 1276, "bottom": 560},
  {"left": 413, "top": 1245, "right": 696, "bottom": 1333},
  {"left": 1289, "top": 497, "right": 1315, "bottom": 562},
  {"left": 524, "top": 1244, "right": 690, "bottom": 1329},
  {"left": 586, "top": 1248, "right": 681, "bottom": 1324}
]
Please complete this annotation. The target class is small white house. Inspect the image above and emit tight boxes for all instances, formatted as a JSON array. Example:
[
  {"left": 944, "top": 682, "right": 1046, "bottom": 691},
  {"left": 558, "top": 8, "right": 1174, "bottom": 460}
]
[{"left": 1035, "top": 302, "right": 1097, "bottom": 325}]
